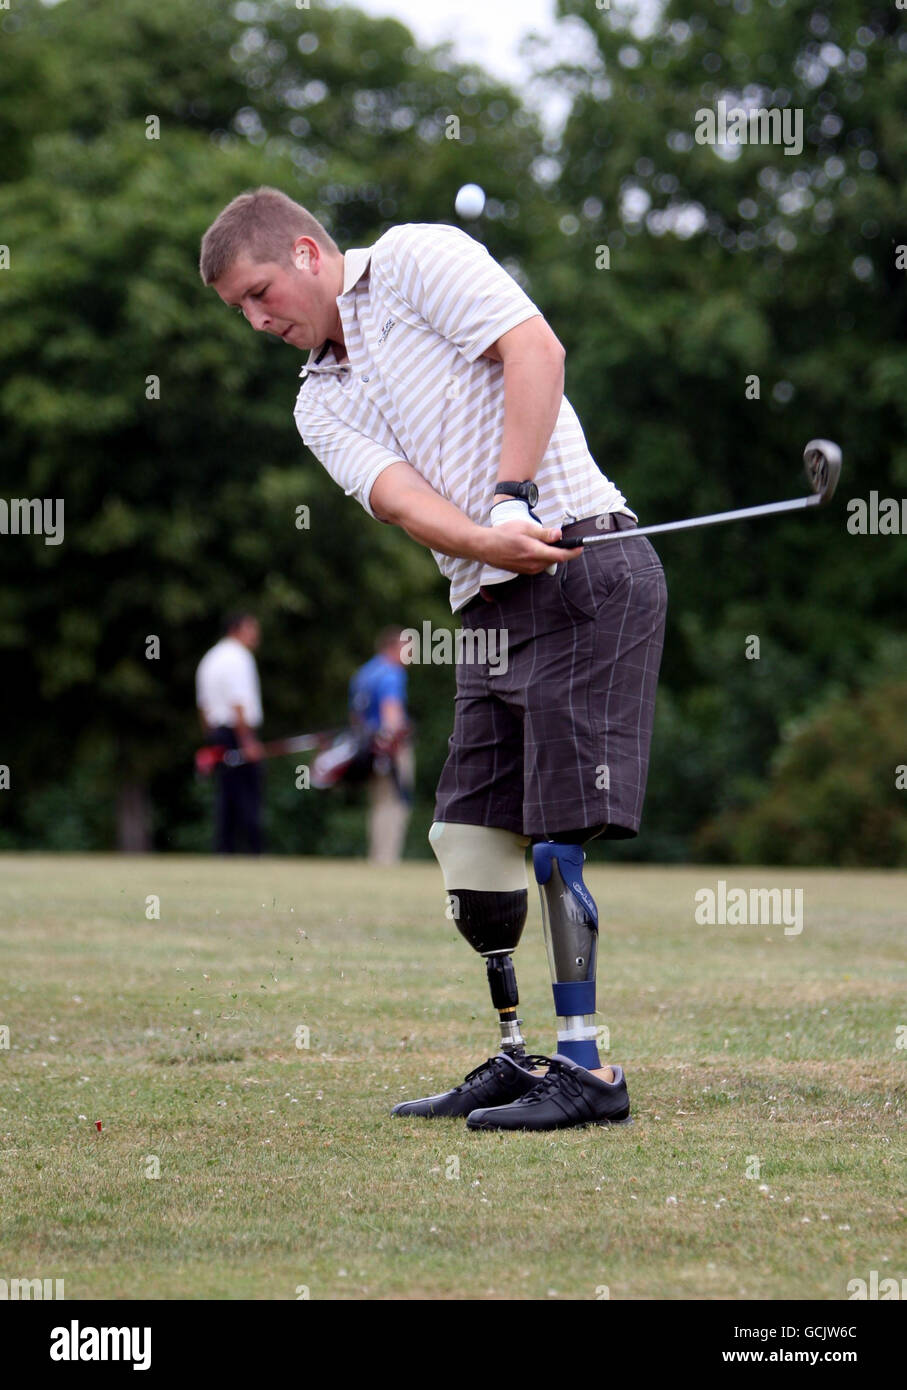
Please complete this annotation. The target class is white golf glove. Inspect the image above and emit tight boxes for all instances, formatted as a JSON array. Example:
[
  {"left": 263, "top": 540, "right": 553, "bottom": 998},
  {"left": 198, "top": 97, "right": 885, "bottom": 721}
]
[{"left": 489, "top": 499, "right": 557, "bottom": 576}]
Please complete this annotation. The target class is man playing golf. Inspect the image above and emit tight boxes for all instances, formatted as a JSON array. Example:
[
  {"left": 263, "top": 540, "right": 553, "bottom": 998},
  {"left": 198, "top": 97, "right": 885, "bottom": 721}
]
[{"left": 200, "top": 186, "right": 667, "bottom": 1131}]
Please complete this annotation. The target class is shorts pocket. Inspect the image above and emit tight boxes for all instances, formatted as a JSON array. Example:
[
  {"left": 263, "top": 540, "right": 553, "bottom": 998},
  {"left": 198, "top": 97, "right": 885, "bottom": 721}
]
[{"left": 557, "top": 545, "right": 632, "bottom": 621}]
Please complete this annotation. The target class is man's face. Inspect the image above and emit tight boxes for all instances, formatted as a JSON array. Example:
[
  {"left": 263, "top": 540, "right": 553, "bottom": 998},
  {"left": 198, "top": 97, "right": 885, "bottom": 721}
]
[
  {"left": 234, "top": 618, "right": 260, "bottom": 651},
  {"left": 212, "top": 238, "right": 340, "bottom": 350}
]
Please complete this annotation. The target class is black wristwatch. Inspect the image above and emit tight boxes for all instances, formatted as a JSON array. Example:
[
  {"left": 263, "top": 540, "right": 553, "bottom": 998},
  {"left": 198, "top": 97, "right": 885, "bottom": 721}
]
[{"left": 492, "top": 480, "right": 539, "bottom": 508}]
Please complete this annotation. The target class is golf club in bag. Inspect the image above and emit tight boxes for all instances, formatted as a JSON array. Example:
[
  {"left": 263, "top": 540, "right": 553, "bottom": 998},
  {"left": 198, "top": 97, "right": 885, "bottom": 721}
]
[
  {"left": 195, "top": 726, "right": 413, "bottom": 803},
  {"left": 194, "top": 732, "right": 330, "bottom": 776}
]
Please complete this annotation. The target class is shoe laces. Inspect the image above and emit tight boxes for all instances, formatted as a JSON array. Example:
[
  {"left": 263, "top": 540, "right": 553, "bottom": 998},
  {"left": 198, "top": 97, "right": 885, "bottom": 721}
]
[
  {"left": 514, "top": 1058, "right": 585, "bottom": 1105},
  {"left": 454, "top": 1053, "right": 548, "bottom": 1092},
  {"left": 454, "top": 1056, "right": 511, "bottom": 1091}
]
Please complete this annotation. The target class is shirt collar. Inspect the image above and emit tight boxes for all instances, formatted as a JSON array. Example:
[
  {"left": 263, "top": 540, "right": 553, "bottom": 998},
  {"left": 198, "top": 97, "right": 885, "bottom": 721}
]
[
  {"left": 300, "top": 246, "right": 372, "bottom": 377},
  {"left": 341, "top": 246, "right": 372, "bottom": 296}
]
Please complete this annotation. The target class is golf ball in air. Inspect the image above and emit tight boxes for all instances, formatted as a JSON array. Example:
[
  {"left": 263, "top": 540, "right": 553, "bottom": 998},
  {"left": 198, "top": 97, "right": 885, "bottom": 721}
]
[{"left": 455, "top": 183, "right": 486, "bottom": 219}]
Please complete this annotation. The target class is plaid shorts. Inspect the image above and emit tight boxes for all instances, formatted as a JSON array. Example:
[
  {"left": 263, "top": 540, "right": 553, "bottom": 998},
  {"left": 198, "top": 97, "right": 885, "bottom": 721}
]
[{"left": 433, "top": 514, "right": 667, "bottom": 839}]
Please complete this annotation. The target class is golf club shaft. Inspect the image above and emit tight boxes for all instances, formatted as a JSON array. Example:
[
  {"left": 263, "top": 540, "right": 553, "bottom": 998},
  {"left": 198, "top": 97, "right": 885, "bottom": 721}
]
[
  {"left": 266, "top": 734, "right": 325, "bottom": 755},
  {"left": 222, "top": 733, "right": 327, "bottom": 767},
  {"left": 552, "top": 492, "right": 821, "bottom": 547}
]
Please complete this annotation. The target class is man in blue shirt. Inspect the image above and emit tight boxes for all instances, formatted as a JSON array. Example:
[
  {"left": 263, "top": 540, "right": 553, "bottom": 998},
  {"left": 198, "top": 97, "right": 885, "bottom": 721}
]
[{"left": 349, "top": 628, "right": 412, "bottom": 864}]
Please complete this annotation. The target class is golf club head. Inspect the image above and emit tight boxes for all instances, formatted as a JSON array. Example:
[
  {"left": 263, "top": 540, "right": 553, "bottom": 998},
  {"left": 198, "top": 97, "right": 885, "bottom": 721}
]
[
  {"left": 194, "top": 745, "right": 225, "bottom": 775},
  {"left": 803, "top": 438, "right": 842, "bottom": 504}
]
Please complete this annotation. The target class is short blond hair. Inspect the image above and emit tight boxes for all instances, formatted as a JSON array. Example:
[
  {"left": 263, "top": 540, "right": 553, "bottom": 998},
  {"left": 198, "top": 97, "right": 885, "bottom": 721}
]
[{"left": 199, "top": 186, "right": 340, "bottom": 284}]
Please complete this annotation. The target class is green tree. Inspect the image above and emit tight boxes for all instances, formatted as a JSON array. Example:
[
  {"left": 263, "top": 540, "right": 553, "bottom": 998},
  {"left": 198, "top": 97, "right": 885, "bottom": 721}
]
[
  {"left": 0, "top": 0, "right": 556, "bottom": 851},
  {"left": 697, "top": 679, "right": 907, "bottom": 865},
  {"left": 535, "top": 0, "right": 907, "bottom": 863}
]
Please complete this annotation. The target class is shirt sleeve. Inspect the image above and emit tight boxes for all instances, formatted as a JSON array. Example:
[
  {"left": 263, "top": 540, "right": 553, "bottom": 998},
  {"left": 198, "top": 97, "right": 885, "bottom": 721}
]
[
  {"left": 294, "top": 408, "right": 404, "bottom": 519},
  {"left": 375, "top": 664, "right": 406, "bottom": 707},
  {"left": 376, "top": 224, "right": 542, "bottom": 363}
]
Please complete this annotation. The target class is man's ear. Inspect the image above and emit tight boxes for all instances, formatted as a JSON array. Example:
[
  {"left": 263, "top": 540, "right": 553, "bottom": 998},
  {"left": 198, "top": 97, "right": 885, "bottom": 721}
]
[{"left": 292, "top": 236, "right": 318, "bottom": 273}]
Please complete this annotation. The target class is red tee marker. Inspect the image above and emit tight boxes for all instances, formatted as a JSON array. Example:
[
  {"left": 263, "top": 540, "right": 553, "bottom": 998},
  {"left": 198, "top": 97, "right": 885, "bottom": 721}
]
[{"left": 95, "top": 1121, "right": 102, "bottom": 1132}]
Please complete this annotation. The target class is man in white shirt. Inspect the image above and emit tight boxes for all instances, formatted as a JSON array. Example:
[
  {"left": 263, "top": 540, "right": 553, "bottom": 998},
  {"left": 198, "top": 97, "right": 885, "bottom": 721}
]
[
  {"left": 196, "top": 612, "right": 265, "bottom": 854},
  {"left": 200, "top": 189, "right": 667, "bottom": 1131}
]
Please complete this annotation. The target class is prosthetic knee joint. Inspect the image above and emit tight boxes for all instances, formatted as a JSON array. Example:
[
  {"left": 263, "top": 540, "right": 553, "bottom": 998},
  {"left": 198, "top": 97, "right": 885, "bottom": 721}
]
[
  {"left": 533, "top": 839, "right": 600, "bottom": 1069},
  {"left": 429, "top": 822, "right": 530, "bottom": 1058}
]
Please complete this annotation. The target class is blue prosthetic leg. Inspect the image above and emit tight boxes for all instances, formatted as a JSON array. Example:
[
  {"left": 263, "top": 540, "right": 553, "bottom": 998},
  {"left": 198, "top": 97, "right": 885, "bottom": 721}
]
[{"left": 533, "top": 840, "right": 601, "bottom": 1070}]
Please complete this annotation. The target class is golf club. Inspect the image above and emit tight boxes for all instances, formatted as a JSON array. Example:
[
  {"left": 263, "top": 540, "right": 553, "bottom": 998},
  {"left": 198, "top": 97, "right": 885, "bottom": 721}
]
[
  {"left": 194, "top": 731, "right": 331, "bottom": 775},
  {"left": 550, "top": 438, "right": 842, "bottom": 548}
]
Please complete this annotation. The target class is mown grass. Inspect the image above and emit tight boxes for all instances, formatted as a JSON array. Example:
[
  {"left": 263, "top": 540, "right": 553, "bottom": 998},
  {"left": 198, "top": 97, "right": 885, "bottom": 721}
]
[{"left": 0, "top": 854, "right": 904, "bottom": 1300}]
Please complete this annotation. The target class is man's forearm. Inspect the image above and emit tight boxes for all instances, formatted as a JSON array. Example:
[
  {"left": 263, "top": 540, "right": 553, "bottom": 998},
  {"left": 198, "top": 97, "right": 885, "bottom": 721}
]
[
  {"left": 378, "top": 696, "right": 407, "bottom": 734},
  {"left": 493, "top": 343, "right": 565, "bottom": 499},
  {"left": 233, "top": 707, "right": 255, "bottom": 743},
  {"left": 369, "top": 459, "right": 574, "bottom": 575},
  {"left": 386, "top": 483, "right": 489, "bottom": 561}
]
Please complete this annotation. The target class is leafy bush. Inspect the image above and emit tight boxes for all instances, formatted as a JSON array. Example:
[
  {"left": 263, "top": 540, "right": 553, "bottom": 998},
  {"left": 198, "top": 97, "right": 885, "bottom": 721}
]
[{"left": 696, "top": 682, "right": 907, "bottom": 866}]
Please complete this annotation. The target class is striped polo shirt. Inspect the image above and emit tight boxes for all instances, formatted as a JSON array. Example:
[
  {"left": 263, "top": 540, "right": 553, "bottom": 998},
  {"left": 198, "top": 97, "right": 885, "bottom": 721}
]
[{"left": 293, "top": 222, "right": 633, "bottom": 612}]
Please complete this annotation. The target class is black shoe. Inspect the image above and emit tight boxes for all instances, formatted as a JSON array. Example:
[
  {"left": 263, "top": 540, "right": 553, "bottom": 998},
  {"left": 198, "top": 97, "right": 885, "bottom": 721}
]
[
  {"left": 466, "top": 1054, "right": 632, "bottom": 1131},
  {"left": 391, "top": 1052, "right": 550, "bottom": 1119}
]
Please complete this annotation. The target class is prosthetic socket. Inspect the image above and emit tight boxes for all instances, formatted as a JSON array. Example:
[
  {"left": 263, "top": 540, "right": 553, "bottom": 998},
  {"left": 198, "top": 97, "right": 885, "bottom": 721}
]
[
  {"left": 429, "top": 822, "right": 530, "bottom": 1058},
  {"left": 532, "top": 842, "right": 601, "bottom": 1069}
]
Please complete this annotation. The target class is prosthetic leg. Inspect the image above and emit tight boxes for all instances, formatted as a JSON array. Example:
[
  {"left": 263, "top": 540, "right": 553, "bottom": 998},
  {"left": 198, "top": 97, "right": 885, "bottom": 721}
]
[
  {"left": 533, "top": 827, "right": 604, "bottom": 1071},
  {"left": 429, "top": 821, "right": 531, "bottom": 1059},
  {"left": 394, "top": 821, "right": 628, "bottom": 1123}
]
